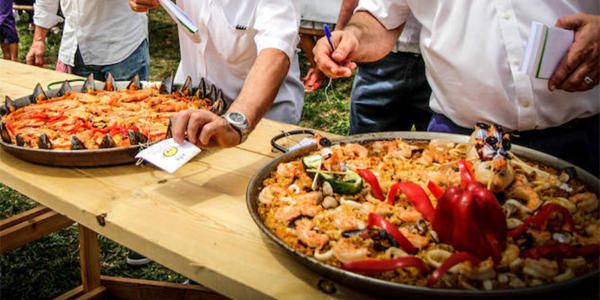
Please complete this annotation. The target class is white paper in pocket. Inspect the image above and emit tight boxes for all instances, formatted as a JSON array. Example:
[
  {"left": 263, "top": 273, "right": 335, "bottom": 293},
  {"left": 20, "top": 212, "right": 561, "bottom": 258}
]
[{"left": 159, "top": 0, "right": 201, "bottom": 43}]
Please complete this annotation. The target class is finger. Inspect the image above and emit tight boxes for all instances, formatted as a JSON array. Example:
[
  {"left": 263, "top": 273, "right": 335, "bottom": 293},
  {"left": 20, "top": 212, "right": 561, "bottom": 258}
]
[
  {"left": 186, "top": 111, "right": 211, "bottom": 144},
  {"left": 198, "top": 120, "right": 221, "bottom": 147},
  {"left": 331, "top": 33, "right": 357, "bottom": 63},
  {"left": 555, "top": 14, "right": 583, "bottom": 30},
  {"left": 36, "top": 54, "right": 44, "bottom": 67},
  {"left": 313, "top": 38, "right": 346, "bottom": 78},
  {"left": 170, "top": 110, "right": 191, "bottom": 144},
  {"left": 571, "top": 68, "right": 599, "bottom": 92},
  {"left": 559, "top": 57, "right": 597, "bottom": 91},
  {"left": 26, "top": 52, "right": 33, "bottom": 65},
  {"left": 548, "top": 46, "right": 592, "bottom": 91}
]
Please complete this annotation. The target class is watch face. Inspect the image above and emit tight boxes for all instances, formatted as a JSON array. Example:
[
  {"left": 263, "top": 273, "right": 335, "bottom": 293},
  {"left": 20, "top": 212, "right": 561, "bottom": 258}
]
[{"left": 229, "top": 112, "right": 244, "bottom": 123}]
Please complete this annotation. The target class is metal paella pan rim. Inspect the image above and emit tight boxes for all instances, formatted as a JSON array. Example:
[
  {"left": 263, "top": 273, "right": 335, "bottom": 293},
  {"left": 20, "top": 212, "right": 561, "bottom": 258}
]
[
  {"left": 0, "top": 74, "right": 228, "bottom": 167},
  {"left": 246, "top": 131, "right": 599, "bottom": 298}
]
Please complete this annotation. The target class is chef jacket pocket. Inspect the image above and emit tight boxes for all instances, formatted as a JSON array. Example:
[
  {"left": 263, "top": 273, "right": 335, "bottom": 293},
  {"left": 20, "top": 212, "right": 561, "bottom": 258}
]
[{"left": 210, "top": 7, "right": 257, "bottom": 65}]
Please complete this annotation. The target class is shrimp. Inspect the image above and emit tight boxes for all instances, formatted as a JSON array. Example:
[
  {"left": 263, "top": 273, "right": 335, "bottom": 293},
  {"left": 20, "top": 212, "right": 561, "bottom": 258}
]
[
  {"left": 259, "top": 185, "right": 285, "bottom": 204},
  {"left": 569, "top": 192, "right": 598, "bottom": 213},
  {"left": 508, "top": 174, "right": 541, "bottom": 211},
  {"left": 342, "top": 143, "right": 368, "bottom": 158},
  {"left": 331, "top": 209, "right": 364, "bottom": 231},
  {"left": 296, "top": 192, "right": 323, "bottom": 217},
  {"left": 275, "top": 206, "right": 301, "bottom": 223},
  {"left": 296, "top": 219, "right": 329, "bottom": 248},
  {"left": 399, "top": 227, "right": 430, "bottom": 249},
  {"left": 332, "top": 238, "right": 368, "bottom": 263},
  {"left": 276, "top": 161, "right": 302, "bottom": 178},
  {"left": 397, "top": 206, "right": 424, "bottom": 223},
  {"left": 372, "top": 141, "right": 397, "bottom": 155},
  {"left": 391, "top": 140, "right": 415, "bottom": 158}
]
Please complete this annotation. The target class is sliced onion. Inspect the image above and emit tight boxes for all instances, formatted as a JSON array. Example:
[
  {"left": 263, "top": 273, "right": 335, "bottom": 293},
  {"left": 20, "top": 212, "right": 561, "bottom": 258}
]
[{"left": 314, "top": 248, "right": 334, "bottom": 261}]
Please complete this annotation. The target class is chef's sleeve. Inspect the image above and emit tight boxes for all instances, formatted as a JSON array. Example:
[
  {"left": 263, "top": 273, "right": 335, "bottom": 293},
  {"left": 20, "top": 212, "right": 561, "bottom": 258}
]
[
  {"left": 355, "top": 0, "right": 410, "bottom": 30},
  {"left": 254, "top": 0, "right": 301, "bottom": 62},
  {"left": 33, "top": 0, "right": 64, "bottom": 29}
]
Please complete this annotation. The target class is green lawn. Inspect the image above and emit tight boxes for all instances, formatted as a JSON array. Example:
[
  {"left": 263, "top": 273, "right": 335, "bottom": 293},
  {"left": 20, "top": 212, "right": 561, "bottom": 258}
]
[{"left": 1, "top": 8, "right": 350, "bottom": 299}]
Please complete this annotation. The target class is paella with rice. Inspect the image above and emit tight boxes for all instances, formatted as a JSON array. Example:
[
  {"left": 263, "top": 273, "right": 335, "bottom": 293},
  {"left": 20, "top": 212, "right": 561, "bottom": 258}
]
[{"left": 257, "top": 124, "right": 599, "bottom": 290}]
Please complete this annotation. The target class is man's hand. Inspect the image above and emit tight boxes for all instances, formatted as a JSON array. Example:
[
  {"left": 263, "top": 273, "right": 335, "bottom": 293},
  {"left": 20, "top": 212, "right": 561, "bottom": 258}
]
[
  {"left": 549, "top": 13, "right": 600, "bottom": 92},
  {"left": 129, "top": 0, "right": 159, "bottom": 12},
  {"left": 313, "top": 30, "right": 359, "bottom": 79},
  {"left": 26, "top": 40, "right": 46, "bottom": 67},
  {"left": 170, "top": 110, "right": 241, "bottom": 148}
]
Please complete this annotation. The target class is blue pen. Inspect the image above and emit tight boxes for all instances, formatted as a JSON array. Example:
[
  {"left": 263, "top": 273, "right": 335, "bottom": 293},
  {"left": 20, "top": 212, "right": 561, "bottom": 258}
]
[{"left": 323, "top": 24, "right": 335, "bottom": 50}]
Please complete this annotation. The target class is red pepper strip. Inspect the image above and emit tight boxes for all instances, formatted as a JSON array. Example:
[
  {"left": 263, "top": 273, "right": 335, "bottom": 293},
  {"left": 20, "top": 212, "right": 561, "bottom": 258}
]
[
  {"left": 466, "top": 182, "right": 507, "bottom": 262},
  {"left": 432, "top": 187, "right": 462, "bottom": 248},
  {"left": 48, "top": 115, "right": 68, "bottom": 124},
  {"left": 357, "top": 169, "right": 384, "bottom": 201},
  {"left": 509, "top": 203, "right": 576, "bottom": 238},
  {"left": 427, "top": 252, "right": 480, "bottom": 287},
  {"left": 458, "top": 159, "right": 475, "bottom": 188},
  {"left": 342, "top": 257, "right": 430, "bottom": 274},
  {"left": 367, "top": 213, "right": 417, "bottom": 254},
  {"left": 523, "top": 244, "right": 600, "bottom": 259},
  {"left": 397, "top": 182, "right": 435, "bottom": 222},
  {"left": 387, "top": 182, "right": 401, "bottom": 205},
  {"left": 427, "top": 181, "right": 445, "bottom": 201}
]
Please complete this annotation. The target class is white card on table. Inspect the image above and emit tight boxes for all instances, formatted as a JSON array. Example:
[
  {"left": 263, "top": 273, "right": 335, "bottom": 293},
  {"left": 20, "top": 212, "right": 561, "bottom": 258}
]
[{"left": 135, "top": 138, "right": 201, "bottom": 173}]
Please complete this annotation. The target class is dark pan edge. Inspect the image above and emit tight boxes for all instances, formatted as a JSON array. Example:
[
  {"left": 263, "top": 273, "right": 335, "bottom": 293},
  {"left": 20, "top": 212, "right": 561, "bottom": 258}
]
[{"left": 246, "top": 131, "right": 600, "bottom": 298}]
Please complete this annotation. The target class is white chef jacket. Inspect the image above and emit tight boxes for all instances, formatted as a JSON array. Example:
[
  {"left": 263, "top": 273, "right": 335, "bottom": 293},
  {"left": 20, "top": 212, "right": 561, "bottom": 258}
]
[
  {"left": 175, "top": 0, "right": 304, "bottom": 124},
  {"left": 356, "top": 0, "right": 600, "bottom": 131},
  {"left": 33, "top": 0, "right": 148, "bottom": 66}
]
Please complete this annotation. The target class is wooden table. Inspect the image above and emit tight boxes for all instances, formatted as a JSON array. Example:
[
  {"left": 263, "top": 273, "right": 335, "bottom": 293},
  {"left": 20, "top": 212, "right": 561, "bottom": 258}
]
[{"left": 0, "top": 60, "right": 369, "bottom": 299}]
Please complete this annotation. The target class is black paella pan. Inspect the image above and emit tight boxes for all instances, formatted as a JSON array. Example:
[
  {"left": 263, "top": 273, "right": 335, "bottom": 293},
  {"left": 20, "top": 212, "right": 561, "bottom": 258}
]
[
  {"left": 246, "top": 131, "right": 600, "bottom": 299},
  {"left": 0, "top": 73, "right": 228, "bottom": 167}
]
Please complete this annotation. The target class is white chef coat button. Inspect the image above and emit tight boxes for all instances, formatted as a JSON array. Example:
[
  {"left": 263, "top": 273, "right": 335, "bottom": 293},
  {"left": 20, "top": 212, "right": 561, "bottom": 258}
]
[{"left": 502, "top": 12, "right": 511, "bottom": 20}]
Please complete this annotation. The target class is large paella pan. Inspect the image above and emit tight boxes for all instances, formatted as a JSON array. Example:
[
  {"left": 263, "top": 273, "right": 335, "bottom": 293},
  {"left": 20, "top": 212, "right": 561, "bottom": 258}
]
[
  {"left": 0, "top": 73, "right": 227, "bottom": 167},
  {"left": 247, "top": 129, "right": 599, "bottom": 298}
]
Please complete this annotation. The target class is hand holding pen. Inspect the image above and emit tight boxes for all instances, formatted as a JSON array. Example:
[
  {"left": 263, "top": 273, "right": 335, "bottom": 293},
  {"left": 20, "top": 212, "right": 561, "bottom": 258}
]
[{"left": 313, "top": 24, "right": 358, "bottom": 79}]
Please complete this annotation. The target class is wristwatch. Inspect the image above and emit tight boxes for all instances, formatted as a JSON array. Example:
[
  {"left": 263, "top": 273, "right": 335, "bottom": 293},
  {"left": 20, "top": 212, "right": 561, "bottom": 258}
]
[{"left": 223, "top": 112, "right": 250, "bottom": 144}]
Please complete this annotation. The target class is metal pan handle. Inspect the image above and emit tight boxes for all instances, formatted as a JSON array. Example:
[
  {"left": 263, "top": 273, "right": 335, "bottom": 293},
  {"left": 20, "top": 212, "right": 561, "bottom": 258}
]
[
  {"left": 270, "top": 129, "right": 316, "bottom": 153},
  {"left": 47, "top": 79, "right": 85, "bottom": 90}
]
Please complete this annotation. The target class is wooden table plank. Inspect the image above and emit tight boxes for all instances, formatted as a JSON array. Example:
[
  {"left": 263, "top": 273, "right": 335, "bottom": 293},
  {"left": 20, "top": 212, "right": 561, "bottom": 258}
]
[{"left": 0, "top": 60, "right": 366, "bottom": 299}]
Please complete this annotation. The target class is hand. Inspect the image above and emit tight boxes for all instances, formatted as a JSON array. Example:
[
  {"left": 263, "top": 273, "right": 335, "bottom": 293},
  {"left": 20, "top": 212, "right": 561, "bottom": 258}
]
[
  {"left": 303, "top": 67, "right": 326, "bottom": 91},
  {"left": 170, "top": 110, "right": 241, "bottom": 148},
  {"left": 313, "top": 30, "right": 358, "bottom": 79},
  {"left": 548, "top": 13, "right": 600, "bottom": 92},
  {"left": 129, "top": 0, "right": 159, "bottom": 12},
  {"left": 26, "top": 40, "right": 45, "bottom": 67}
]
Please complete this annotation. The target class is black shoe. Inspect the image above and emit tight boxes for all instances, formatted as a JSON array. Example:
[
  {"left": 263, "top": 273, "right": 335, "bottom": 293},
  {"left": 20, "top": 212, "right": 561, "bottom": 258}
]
[{"left": 126, "top": 250, "right": 151, "bottom": 266}]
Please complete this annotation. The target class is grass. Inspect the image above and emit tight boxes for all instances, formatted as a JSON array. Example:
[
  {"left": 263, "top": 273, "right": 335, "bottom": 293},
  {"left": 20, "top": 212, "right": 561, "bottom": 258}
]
[{"left": 1, "top": 7, "right": 351, "bottom": 300}]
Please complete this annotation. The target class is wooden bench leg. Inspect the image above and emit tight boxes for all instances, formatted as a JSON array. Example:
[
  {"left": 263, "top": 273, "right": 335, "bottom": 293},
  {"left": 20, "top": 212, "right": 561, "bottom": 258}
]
[
  {"left": 57, "top": 225, "right": 106, "bottom": 300},
  {"left": 0, "top": 206, "right": 74, "bottom": 254}
]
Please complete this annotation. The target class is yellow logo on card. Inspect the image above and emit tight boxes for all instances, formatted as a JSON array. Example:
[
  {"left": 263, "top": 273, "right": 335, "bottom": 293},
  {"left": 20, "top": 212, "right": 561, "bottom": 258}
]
[{"left": 163, "top": 147, "right": 178, "bottom": 157}]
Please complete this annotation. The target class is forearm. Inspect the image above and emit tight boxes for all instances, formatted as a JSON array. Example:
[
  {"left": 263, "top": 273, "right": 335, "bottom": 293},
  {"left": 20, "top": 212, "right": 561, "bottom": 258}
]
[
  {"left": 32, "top": 26, "right": 49, "bottom": 43},
  {"left": 346, "top": 11, "right": 403, "bottom": 62},
  {"left": 336, "top": 0, "right": 359, "bottom": 30},
  {"left": 227, "top": 48, "right": 291, "bottom": 130}
]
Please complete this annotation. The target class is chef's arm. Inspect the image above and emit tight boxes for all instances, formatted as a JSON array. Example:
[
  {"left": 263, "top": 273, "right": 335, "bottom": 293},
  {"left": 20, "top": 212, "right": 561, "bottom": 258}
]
[
  {"left": 336, "top": 0, "right": 359, "bottom": 30},
  {"left": 26, "top": 0, "right": 61, "bottom": 67},
  {"left": 227, "top": 48, "right": 291, "bottom": 130}
]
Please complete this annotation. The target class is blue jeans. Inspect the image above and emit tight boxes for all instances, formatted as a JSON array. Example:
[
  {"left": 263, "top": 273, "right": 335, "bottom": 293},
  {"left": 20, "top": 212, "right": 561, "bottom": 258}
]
[
  {"left": 350, "top": 52, "right": 432, "bottom": 134},
  {"left": 428, "top": 113, "right": 600, "bottom": 176},
  {"left": 72, "top": 39, "right": 149, "bottom": 81}
]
